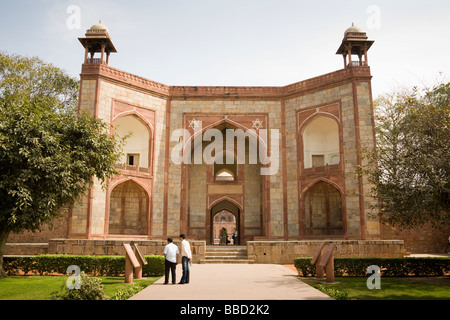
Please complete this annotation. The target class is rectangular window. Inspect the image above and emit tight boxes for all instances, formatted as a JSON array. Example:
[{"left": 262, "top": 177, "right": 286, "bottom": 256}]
[
  {"left": 127, "top": 154, "right": 140, "bottom": 167},
  {"left": 312, "top": 155, "right": 325, "bottom": 167}
]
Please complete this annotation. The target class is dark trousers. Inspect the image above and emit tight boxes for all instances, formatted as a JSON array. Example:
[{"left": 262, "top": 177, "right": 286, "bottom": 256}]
[
  {"left": 164, "top": 259, "right": 176, "bottom": 284},
  {"left": 180, "top": 256, "right": 190, "bottom": 284}
]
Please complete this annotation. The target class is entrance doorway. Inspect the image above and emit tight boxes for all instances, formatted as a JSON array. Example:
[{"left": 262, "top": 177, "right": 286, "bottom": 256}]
[
  {"left": 210, "top": 200, "right": 240, "bottom": 245},
  {"left": 213, "top": 211, "right": 236, "bottom": 245}
]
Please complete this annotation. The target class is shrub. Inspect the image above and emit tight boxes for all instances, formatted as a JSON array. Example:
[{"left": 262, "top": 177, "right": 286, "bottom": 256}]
[
  {"left": 143, "top": 255, "right": 165, "bottom": 276},
  {"left": 109, "top": 283, "right": 146, "bottom": 300},
  {"left": 3, "top": 254, "right": 165, "bottom": 277},
  {"left": 294, "top": 257, "right": 450, "bottom": 277},
  {"left": 316, "top": 284, "right": 353, "bottom": 300},
  {"left": 50, "top": 272, "right": 108, "bottom": 300}
]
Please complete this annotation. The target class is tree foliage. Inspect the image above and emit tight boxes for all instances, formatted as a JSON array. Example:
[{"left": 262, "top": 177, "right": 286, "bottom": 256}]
[
  {"left": 0, "top": 52, "right": 78, "bottom": 111},
  {"left": 0, "top": 52, "right": 124, "bottom": 276},
  {"left": 363, "top": 82, "right": 450, "bottom": 229}
]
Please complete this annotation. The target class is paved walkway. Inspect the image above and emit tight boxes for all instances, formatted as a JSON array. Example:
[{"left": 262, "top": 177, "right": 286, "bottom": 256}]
[{"left": 129, "top": 264, "right": 332, "bottom": 300}]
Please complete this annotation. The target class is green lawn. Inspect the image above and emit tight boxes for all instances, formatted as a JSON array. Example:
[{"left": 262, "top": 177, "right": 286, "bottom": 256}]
[
  {"left": 0, "top": 275, "right": 161, "bottom": 300},
  {"left": 300, "top": 276, "right": 450, "bottom": 300}
]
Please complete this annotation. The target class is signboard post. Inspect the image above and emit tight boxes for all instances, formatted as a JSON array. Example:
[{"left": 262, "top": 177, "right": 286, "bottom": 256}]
[
  {"left": 133, "top": 243, "right": 148, "bottom": 280},
  {"left": 310, "top": 243, "right": 326, "bottom": 278},
  {"left": 319, "top": 243, "right": 337, "bottom": 283},
  {"left": 123, "top": 243, "right": 140, "bottom": 284}
]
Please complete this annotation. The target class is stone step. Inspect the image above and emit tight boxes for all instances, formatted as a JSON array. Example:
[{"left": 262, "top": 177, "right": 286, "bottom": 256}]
[
  {"left": 204, "top": 255, "right": 248, "bottom": 260},
  {"left": 206, "top": 250, "right": 247, "bottom": 256},
  {"left": 199, "top": 258, "right": 255, "bottom": 264},
  {"left": 206, "top": 246, "right": 246, "bottom": 250},
  {"left": 207, "top": 248, "right": 245, "bottom": 250},
  {"left": 202, "top": 246, "right": 253, "bottom": 264},
  {"left": 206, "top": 251, "right": 248, "bottom": 256},
  {"left": 205, "top": 253, "right": 249, "bottom": 257}
]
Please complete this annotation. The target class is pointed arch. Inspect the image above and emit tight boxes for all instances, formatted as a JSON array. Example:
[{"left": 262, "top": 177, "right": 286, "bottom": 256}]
[
  {"left": 299, "top": 111, "right": 340, "bottom": 132},
  {"left": 112, "top": 112, "right": 154, "bottom": 171},
  {"left": 301, "top": 180, "right": 345, "bottom": 236},
  {"left": 182, "top": 118, "right": 268, "bottom": 160},
  {"left": 301, "top": 177, "right": 344, "bottom": 198},
  {"left": 112, "top": 110, "right": 155, "bottom": 134},
  {"left": 109, "top": 177, "right": 152, "bottom": 197},
  {"left": 107, "top": 179, "right": 150, "bottom": 236},
  {"left": 209, "top": 196, "right": 243, "bottom": 211},
  {"left": 300, "top": 114, "right": 341, "bottom": 169},
  {"left": 210, "top": 199, "right": 241, "bottom": 245}
]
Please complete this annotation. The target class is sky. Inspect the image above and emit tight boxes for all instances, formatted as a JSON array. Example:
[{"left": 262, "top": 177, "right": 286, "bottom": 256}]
[{"left": 1, "top": 0, "right": 449, "bottom": 99}]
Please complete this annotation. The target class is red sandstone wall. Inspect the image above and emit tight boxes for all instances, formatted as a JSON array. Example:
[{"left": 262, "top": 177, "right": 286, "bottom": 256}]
[
  {"left": 382, "top": 223, "right": 450, "bottom": 254},
  {"left": 6, "top": 208, "right": 449, "bottom": 256},
  {"left": 6, "top": 211, "right": 70, "bottom": 243}
]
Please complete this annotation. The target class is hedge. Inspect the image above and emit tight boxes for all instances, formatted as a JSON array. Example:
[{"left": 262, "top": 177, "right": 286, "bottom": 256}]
[
  {"left": 294, "top": 257, "right": 450, "bottom": 277},
  {"left": 3, "top": 254, "right": 165, "bottom": 277}
]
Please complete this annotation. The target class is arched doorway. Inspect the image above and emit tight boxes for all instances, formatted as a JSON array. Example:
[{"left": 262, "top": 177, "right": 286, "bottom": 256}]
[
  {"left": 213, "top": 211, "right": 236, "bottom": 245},
  {"left": 183, "top": 118, "right": 268, "bottom": 243},
  {"left": 109, "top": 180, "right": 149, "bottom": 235},
  {"left": 210, "top": 200, "right": 240, "bottom": 245}
]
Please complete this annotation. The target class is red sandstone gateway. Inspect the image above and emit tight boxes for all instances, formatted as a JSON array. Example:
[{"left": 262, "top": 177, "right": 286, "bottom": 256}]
[{"left": 6, "top": 22, "right": 447, "bottom": 258}]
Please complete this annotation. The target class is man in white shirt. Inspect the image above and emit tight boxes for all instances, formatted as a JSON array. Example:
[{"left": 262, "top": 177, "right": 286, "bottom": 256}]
[
  {"left": 163, "top": 238, "right": 179, "bottom": 284},
  {"left": 179, "top": 234, "right": 192, "bottom": 284}
]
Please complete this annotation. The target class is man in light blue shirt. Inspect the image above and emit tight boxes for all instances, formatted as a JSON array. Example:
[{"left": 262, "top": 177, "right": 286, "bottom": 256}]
[{"left": 163, "top": 238, "right": 179, "bottom": 284}]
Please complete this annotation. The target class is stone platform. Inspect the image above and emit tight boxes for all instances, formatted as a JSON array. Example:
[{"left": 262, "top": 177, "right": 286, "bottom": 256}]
[
  {"left": 247, "top": 240, "right": 406, "bottom": 264},
  {"left": 5, "top": 239, "right": 406, "bottom": 263}
]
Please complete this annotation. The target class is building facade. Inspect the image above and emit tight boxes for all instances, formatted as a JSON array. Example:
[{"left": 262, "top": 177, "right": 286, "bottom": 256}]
[
  {"left": 7, "top": 22, "right": 450, "bottom": 256},
  {"left": 65, "top": 21, "right": 381, "bottom": 245}
]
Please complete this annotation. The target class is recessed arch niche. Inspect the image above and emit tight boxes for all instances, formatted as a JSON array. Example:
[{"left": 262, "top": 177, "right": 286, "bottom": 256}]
[
  {"left": 302, "top": 116, "right": 340, "bottom": 169},
  {"left": 114, "top": 114, "right": 151, "bottom": 168},
  {"left": 108, "top": 180, "right": 149, "bottom": 235},
  {"left": 304, "top": 181, "right": 344, "bottom": 235}
]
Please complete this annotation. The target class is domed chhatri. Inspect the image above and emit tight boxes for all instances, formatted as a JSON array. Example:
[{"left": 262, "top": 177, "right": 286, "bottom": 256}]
[
  {"left": 336, "top": 23, "right": 374, "bottom": 68},
  {"left": 78, "top": 20, "right": 117, "bottom": 65}
]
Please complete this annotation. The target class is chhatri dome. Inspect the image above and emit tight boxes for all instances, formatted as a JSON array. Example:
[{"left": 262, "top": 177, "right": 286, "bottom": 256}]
[
  {"left": 84, "top": 20, "right": 111, "bottom": 39},
  {"left": 344, "top": 23, "right": 364, "bottom": 36},
  {"left": 89, "top": 20, "right": 109, "bottom": 32}
]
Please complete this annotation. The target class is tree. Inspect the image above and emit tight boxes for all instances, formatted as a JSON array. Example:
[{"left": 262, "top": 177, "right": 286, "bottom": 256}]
[
  {"left": 362, "top": 82, "right": 450, "bottom": 230},
  {"left": 0, "top": 52, "right": 124, "bottom": 277}
]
